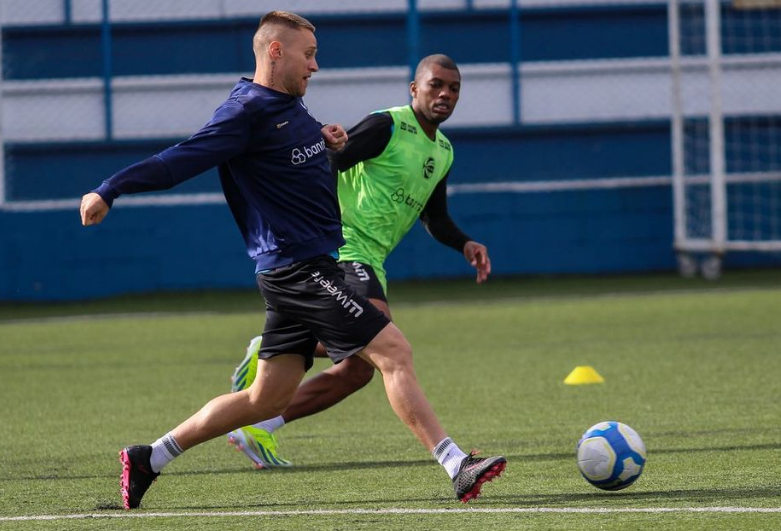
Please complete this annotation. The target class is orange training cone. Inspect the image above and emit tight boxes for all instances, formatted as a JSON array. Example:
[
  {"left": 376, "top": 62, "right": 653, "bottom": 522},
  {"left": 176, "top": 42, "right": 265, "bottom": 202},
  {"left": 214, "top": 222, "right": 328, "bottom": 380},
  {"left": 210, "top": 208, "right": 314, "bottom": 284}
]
[{"left": 564, "top": 366, "right": 605, "bottom": 385}]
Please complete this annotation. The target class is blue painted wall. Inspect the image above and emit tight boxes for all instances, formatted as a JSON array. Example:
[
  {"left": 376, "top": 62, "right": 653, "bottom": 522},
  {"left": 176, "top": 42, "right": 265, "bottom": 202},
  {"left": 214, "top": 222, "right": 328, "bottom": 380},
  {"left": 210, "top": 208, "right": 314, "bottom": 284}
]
[
  {"left": 4, "top": 118, "right": 781, "bottom": 301},
  {"left": 4, "top": 122, "right": 672, "bottom": 202},
  {"left": 0, "top": 205, "right": 248, "bottom": 300},
  {"left": 5, "top": 121, "right": 781, "bottom": 301},
  {"left": 1, "top": 123, "right": 682, "bottom": 301},
  {"left": 0, "top": 187, "right": 679, "bottom": 301}
]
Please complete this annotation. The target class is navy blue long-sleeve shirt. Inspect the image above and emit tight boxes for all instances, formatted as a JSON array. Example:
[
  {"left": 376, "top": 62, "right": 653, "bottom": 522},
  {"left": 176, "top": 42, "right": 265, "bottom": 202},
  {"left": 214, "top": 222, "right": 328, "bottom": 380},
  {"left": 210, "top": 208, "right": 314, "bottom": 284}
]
[{"left": 93, "top": 78, "right": 344, "bottom": 273}]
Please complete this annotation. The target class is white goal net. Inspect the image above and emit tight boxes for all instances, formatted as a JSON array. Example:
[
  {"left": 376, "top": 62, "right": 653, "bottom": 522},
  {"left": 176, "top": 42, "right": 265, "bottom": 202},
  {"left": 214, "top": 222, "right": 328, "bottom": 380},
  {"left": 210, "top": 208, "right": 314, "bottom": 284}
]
[{"left": 670, "top": 0, "right": 781, "bottom": 277}]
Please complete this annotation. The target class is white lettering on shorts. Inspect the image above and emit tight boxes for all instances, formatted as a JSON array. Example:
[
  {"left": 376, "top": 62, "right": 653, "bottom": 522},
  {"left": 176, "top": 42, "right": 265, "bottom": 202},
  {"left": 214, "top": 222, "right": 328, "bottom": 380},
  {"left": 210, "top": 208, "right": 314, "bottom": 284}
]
[
  {"left": 310, "top": 271, "right": 364, "bottom": 317},
  {"left": 352, "top": 262, "right": 371, "bottom": 282}
]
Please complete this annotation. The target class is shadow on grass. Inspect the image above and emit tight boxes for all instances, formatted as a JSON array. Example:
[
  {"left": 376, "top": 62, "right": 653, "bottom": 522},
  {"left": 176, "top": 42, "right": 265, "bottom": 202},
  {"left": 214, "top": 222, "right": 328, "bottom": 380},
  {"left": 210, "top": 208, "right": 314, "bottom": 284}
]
[
  {"left": 93, "top": 446, "right": 781, "bottom": 511},
  {"left": 84, "top": 443, "right": 781, "bottom": 513},
  {"left": 15, "top": 441, "right": 781, "bottom": 483},
  {"left": 230, "top": 441, "right": 781, "bottom": 471}
]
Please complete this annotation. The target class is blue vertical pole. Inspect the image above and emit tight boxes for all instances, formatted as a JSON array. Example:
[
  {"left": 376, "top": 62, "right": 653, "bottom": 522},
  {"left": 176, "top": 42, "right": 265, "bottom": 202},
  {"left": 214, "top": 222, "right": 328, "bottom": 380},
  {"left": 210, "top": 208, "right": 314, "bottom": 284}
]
[
  {"left": 100, "top": 0, "right": 113, "bottom": 140},
  {"left": 509, "top": 0, "right": 522, "bottom": 125},
  {"left": 64, "top": 0, "right": 72, "bottom": 24},
  {"left": 407, "top": 0, "right": 420, "bottom": 82},
  {"left": 465, "top": 0, "right": 474, "bottom": 10}
]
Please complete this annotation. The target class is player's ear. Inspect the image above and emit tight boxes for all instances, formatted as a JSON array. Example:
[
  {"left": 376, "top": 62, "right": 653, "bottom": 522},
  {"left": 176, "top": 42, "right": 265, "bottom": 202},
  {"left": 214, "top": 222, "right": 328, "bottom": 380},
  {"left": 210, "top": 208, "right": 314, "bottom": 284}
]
[
  {"left": 409, "top": 80, "right": 417, "bottom": 99},
  {"left": 269, "top": 41, "right": 282, "bottom": 60}
]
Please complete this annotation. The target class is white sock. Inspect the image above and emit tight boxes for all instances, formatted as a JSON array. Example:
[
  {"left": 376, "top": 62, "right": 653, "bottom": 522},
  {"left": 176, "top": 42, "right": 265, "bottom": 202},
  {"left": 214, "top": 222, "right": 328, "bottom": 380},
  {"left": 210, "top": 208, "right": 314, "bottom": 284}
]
[
  {"left": 150, "top": 433, "right": 184, "bottom": 473},
  {"left": 432, "top": 437, "right": 468, "bottom": 480},
  {"left": 253, "top": 415, "right": 285, "bottom": 434}
]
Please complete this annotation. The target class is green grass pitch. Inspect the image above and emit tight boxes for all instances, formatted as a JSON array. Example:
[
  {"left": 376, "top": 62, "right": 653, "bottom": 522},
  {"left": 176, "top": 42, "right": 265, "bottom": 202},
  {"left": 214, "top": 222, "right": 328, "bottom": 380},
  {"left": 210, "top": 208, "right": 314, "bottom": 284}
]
[{"left": 1, "top": 271, "right": 780, "bottom": 530}]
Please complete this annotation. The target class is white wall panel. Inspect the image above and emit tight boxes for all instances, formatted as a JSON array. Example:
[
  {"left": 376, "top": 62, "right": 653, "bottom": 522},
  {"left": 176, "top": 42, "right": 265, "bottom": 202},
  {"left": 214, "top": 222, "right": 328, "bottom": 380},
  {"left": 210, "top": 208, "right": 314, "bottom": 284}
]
[
  {"left": 2, "top": 79, "right": 104, "bottom": 141},
  {"left": 521, "top": 59, "right": 673, "bottom": 124},
  {"left": 112, "top": 75, "right": 236, "bottom": 139},
  {"left": 3, "top": 58, "right": 781, "bottom": 141},
  {"left": 224, "top": 0, "right": 407, "bottom": 17},
  {"left": 448, "top": 63, "right": 515, "bottom": 127},
  {"left": 302, "top": 68, "right": 410, "bottom": 128},
  {"left": 1, "top": 0, "right": 63, "bottom": 26},
  {"left": 105, "top": 0, "right": 225, "bottom": 22},
  {"left": 71, "top": 0, "right": 101, "bottom": 23},
  {"left": 476, "top": 0, "right": 665, "bottom": 7}
]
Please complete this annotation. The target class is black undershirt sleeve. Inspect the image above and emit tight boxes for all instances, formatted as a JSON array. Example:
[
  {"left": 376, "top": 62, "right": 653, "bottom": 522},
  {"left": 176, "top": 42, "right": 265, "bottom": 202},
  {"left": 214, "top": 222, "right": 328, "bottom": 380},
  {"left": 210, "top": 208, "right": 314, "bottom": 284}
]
[
  {"left": 420, "top": 173, "right": 472, "bottom": 253},
  {"left": 328, "top": 112, "right": 394, "bottom": 174}
]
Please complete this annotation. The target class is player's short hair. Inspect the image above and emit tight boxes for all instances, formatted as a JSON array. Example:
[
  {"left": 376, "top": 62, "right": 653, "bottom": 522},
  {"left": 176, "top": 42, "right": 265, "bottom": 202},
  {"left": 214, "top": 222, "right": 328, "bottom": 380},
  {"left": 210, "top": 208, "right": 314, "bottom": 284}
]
[
  {"left": 414, "top": 54, "right": 460, "bottom": 81},
  {"left": 259, "top": 11, "right": 316, "bottom": 33},
  {"left": 254, "top": 11, "right": 316, "bottom": 52}
]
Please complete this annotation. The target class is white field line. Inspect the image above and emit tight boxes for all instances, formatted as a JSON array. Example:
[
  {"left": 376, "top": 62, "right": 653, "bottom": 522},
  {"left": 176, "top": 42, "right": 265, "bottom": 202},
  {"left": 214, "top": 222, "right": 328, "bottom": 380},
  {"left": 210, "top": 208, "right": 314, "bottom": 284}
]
[{"left": 2, "top": 507, "right": 781, "bottom": 521}]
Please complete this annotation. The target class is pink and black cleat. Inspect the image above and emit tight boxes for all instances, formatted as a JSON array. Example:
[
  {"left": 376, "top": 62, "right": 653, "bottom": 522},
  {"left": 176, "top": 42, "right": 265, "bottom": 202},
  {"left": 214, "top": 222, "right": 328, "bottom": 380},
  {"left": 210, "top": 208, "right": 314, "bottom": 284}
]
[
  {"left": 119, "top": 445, "right": 159, "bottom": 509},
  {"left": 452, "top": 451, "right": 507, "bottom": 503}
]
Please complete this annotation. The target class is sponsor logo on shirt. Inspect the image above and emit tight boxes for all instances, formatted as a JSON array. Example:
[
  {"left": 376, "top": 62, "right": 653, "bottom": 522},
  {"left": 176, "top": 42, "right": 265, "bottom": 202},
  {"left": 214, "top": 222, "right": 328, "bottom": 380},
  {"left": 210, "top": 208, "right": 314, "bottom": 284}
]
[
  {"left": 291, "top": 139, "right": 326, "bottom": 165},
  {"left": 391, "top": 187, "right": 424, "bottom": 213},
  {"left": 310, "top": 271, "right": 364, "bottom": 316}
]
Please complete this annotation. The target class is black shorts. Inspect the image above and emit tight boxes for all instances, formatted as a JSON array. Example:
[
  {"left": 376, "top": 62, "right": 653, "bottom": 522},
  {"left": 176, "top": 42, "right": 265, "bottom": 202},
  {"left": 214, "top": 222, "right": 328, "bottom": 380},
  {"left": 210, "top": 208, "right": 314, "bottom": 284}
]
[
  {"left": 256, "top": 255, "right": 390, "bottom": 371},
  {"left": 338, "top": 261, "right": 387, "bottom": 303}
]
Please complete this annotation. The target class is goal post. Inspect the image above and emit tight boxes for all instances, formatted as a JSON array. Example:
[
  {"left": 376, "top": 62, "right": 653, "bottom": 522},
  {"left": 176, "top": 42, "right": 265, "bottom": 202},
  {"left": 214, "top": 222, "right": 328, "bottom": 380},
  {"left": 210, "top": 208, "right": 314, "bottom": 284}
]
[
  {"left": 0, "top": 2, "right": 6, "bottom": 207},
  {"left": 670, "top": 0, "right": 781, "bottom": 278}
]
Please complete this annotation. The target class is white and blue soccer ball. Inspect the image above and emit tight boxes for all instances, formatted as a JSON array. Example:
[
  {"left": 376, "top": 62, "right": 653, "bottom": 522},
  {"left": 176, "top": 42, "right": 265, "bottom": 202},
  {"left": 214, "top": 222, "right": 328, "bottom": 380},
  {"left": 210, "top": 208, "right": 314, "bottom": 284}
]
[{"left": 577, "top": 421, "right": 646, "bottom": 491}]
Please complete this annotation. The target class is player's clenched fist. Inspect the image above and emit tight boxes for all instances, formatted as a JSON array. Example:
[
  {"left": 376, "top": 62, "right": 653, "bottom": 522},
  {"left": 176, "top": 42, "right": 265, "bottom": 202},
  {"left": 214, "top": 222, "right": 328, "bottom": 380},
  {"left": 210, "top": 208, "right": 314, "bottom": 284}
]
[
  {"left": 321, "top": 124, "right": 347, "bottom": 151},
  {"left": 80, "top": 192, "right": 110, "bottom": 226}
]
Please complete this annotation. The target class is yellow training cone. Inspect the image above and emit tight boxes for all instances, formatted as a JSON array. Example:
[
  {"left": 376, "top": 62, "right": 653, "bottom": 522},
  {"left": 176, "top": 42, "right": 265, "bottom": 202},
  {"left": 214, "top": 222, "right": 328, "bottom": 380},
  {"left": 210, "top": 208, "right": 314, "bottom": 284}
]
[{"left": 564, "top": 366, "right": 605, "bottom": 385}]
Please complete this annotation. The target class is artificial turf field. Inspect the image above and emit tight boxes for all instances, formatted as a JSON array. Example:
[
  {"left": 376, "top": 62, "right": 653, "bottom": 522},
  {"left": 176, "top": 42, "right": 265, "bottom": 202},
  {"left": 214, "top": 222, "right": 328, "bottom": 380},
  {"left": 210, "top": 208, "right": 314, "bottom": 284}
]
[{"left": 2, "top": 270, "right": 780, "bottom": 530}]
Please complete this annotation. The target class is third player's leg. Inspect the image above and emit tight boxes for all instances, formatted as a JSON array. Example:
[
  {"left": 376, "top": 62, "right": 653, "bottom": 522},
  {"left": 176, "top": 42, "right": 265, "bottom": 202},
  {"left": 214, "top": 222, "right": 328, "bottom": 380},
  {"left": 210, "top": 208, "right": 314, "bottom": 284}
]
[{"left": 282, "top": 355, "right": 374, "bottom": 421}]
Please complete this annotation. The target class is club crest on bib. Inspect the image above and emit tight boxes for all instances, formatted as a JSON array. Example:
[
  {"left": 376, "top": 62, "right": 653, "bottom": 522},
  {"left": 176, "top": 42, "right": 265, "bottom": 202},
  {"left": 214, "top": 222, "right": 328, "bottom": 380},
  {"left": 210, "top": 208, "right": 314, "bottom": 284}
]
[{"left": 423, "top": 157, "right": 435, "bottom": 179}]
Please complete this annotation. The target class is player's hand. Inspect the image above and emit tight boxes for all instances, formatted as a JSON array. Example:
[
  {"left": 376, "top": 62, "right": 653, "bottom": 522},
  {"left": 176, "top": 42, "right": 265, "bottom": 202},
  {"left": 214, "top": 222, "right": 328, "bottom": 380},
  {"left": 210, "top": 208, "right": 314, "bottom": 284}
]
[
  {"left": 463, "top": 241, "right": 491, "bottom": 284},
  {"left": 80, "top": 192, "right": 110, "bottom": 226},
  {"left": 322, "top": 124, "right": 348, "bottom": 151}
]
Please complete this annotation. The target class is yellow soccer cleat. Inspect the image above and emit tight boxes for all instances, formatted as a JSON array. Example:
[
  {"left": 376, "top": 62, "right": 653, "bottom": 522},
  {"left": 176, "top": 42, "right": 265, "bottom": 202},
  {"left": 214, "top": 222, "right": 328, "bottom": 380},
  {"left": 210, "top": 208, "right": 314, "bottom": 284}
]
[
  {"left": 230, "top": 336, "right": 262, "bottom": 392},
  {"left": 227, "top": 426, "right": 293, "bottom": 468}
]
